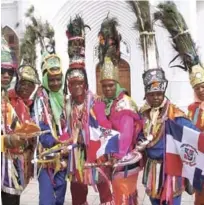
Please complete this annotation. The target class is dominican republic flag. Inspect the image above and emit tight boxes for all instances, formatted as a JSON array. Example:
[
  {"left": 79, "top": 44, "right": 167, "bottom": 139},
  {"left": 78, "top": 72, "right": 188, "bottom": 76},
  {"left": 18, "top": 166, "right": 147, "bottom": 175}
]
[
  {"left": 165, "top": 119, "right": 204, "bottom": 191},
  {"left": 88, "top": 114, "right": 120, "bottom": 161}
]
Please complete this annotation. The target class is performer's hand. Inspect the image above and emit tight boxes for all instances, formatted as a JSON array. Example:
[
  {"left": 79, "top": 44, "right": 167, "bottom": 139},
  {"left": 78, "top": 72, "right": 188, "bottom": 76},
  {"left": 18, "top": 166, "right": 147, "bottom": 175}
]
[
  {"left": 110, "top": 156, "right": 118, "bottom": 165},
  {"left": 60, "top": 146, "right": 70, "bottom": 157},
  {"left": 136, "top": 136, "right": 152, "bottom": 151},
  {"left": 5, "top": 133, "right": 26, "bottom": 148},
  {"left": 93, "top": 101, "right": 112, "bottom": 129},
  {"left": 136, "top": 144, "right": 144, "bottom": 151}
]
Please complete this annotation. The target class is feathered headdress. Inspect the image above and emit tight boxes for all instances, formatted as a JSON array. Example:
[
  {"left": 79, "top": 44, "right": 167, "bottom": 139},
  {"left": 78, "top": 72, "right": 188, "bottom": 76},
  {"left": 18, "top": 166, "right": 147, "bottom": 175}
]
[
  {"left": 127, "top": 0, "right": 168, "bottom": 93},
  {"left": 1, "top": 36, "right": 16, "bottom": 70},
  {"left": 99, "top": 14, "right": 121, "bottom": 82},
  {"left": 66, "top": 15, "right": 90, "bottom": 70},
  {"left": 154, "top": 1, "right": 204, "bottom": 88},
  {"left": 18, "top": 7, "right": 41, "bottom": 84},
  {"left": 65, "top": 15, "right": 91, "bottom": 87},
  {"left": 24, "top": 6, "right": 61, "bottom": 76}
]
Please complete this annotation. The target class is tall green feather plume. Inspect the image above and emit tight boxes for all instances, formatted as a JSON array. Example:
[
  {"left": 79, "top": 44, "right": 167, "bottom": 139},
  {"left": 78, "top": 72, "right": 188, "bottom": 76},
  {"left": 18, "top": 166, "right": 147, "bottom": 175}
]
[
  {"left": 19, "top": 5, "right": 56, "bottom": 78},
  {"left": 66, "top": 15, "right": 90, "bottom": 39},
  {"left": 20, "top": 24, "right": 37, "bottom": 67},
  {"left": 66, "top": 15, "right": 91, "bottom": 59},
  {"left": 127, "top": 0, "right": 159, "bottom": 70},
  {"left": 98, "top": 14, "right": 121, "bottom": 67},
  {"left": 23, "top": 5, "right": 55, "bottom": 55},
  {"left": 154, "top": 1, "right": 200, "bottom": 72}
]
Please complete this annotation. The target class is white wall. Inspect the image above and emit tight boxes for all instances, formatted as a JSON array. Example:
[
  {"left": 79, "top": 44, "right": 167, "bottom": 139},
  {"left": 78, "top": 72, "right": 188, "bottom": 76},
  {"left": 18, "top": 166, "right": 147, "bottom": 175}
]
[
  {"left": 1, "top": 0, "right": 31, "bottom": 39},
  {"left": 197, "top": 1, "right": 204, "bottom": 61},
  {"left": 1, "top": 1, "right": 18, "bottom": 34}
]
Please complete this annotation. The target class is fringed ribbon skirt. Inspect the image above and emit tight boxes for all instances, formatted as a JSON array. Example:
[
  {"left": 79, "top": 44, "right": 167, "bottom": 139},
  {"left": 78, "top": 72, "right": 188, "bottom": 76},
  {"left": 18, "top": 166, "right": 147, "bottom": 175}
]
[{"left": 143, "top": 158, "right": 184, "bottom": 203}]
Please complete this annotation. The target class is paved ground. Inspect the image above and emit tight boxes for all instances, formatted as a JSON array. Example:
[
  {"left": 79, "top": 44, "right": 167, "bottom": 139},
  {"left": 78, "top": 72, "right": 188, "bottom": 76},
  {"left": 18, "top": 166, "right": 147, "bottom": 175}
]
[{"left": 20, "top": 172, "right": 195, "bottom": 205}]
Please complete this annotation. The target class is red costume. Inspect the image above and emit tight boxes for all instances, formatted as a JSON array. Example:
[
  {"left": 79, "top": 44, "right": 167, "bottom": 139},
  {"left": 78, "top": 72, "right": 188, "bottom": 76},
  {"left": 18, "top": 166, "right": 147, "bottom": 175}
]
[{"left": 65, "top": 15, "right": 113, "bottom": 205}]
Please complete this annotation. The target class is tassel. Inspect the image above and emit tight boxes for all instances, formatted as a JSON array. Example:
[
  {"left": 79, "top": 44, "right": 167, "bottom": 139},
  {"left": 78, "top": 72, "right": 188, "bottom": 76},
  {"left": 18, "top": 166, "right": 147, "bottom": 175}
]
[
  {"left": 201, "top": 111, "right": 204, "bottom": 126},
  {"left": 143, "top": 158, "right": 150, "bottom": 185},
  {"left": 146, "top": 162, "right": 153, "bottom": 193},
  {"left": 193, "top": 108, "right": 199, "bottom": 125},
  {"left": 17, "top": 157, "right": 24, "bottom": 187},
  {"left": 92, "top": 167, "right": 96, "bottom": 183},
  {"left": 69, "top": 174, "right": 72, "bottom": 182},
  {"left": 78, "top": 149, "right": 84, "bottom": 182},
  {"left": 188, "top": 110, "right": 192, "bottom": 120},
  {"left": 67, "top": 150, "right": 72, "bottom": 175},
  {"left": 10, "top": 157, "right": 22, "bottom": 190},
  {"left": 48, "top": 168, "right": 55, "bottom": 186},
  {"left": 88, "top": 168, "right": 92, "bottom": 185},
  {"left": 37, "top": 166, "right": 42, "bottom": 179},
  {"left": 54, "top": 154, "right": 61, "bottom": 175},
  {"left": 91, "top": 168, "right": 98, "bottom": 192},
  {"left": 33, "top": 98, "right": 40, "bottom": 179},
  {"left": 94, "top": 168, "right": 99, "bottom": 182},
  {"left": 152, "top": 162, "right": 156, "bottom": 198},
  {"left": 155, "top": 163, "right": 161, "bottom": 195},
  {"left": 8, "top": 156, "right": 12, "bottom": 187},
  {"left": 160, "top": 175, "right": 173, "bottom": 205},
  {"left": 172, "top": 176, "right": 176, "bottom": 193},
  {"left": 1, "top": 153, "right": 6, "bottom": 186},
  {"left": 84, "top": 168, "right": 89, "bottom": 184}
]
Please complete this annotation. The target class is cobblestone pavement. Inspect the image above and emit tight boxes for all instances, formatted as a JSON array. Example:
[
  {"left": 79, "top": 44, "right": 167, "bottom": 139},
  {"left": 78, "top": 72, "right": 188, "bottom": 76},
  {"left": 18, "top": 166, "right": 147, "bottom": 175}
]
[{"left": 20, "top": 172, "right": 194, "bottom": 205}]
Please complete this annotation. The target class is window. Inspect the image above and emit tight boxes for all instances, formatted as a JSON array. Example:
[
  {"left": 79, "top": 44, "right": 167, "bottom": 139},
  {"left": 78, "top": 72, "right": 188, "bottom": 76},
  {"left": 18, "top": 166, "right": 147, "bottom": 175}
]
[
  {"left": 8, "top": 35, "right": 15, "bottom": 45},
  {"left": 10, "top": 47, "right": 18, "bottom": 68}
]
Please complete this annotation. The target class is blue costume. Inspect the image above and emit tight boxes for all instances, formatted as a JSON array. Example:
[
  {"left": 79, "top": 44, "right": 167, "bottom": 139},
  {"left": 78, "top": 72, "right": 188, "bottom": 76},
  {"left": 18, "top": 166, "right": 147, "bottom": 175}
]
[
  {"left": 38, "top": 121, "right": 67, "bottom": 205},
  {"left": 140, "top": 69, "right": 199, "bottom": 205},
  {"left": 126, "top": 2, "right": 200, "bottom": 203},
  {"left": 36, "top": 46, "right": 67, "bottom": 204}
]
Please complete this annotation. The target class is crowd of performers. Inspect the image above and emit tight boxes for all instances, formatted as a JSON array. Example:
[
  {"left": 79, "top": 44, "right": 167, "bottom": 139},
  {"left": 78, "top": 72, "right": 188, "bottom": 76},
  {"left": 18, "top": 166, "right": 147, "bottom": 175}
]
[{"left": 1, "top": 1, "right": 204, "bottom": 205}]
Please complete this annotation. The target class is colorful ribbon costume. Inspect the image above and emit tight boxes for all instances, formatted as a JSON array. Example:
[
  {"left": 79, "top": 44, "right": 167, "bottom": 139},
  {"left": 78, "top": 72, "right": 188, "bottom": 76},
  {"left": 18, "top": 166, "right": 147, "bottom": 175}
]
[
  {"left": 129, "top": 1, "right": 200, "bottom": 205},
  {"left": 156, "top": 2, "right": 204, "bottom": 204},
  {"left": 99, "top": 15, "right": 143, "bottom": 205},
  {"left": 65, "top": 15, "right": 115, "bottom": 205}
]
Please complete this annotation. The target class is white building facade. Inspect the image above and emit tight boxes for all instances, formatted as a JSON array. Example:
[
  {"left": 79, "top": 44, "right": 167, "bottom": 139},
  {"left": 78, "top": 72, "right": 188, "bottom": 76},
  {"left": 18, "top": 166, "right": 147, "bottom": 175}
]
[{"left": 2, "top": 0, "right": 204, "bottom": 111}]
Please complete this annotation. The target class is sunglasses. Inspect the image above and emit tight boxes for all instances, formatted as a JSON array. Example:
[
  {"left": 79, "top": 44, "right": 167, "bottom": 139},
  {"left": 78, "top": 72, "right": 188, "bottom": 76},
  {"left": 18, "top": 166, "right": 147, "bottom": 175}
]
[{"left": 1, "top": 68, "right": 14, "bottom": 77}]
